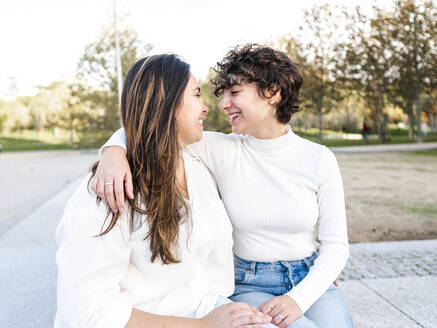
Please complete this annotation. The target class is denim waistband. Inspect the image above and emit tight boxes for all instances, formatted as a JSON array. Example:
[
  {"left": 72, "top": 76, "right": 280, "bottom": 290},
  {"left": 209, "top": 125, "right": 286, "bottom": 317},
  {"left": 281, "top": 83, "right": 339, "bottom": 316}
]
[{"left": 234, "top": 252, "right": 319, "bottom": 272}]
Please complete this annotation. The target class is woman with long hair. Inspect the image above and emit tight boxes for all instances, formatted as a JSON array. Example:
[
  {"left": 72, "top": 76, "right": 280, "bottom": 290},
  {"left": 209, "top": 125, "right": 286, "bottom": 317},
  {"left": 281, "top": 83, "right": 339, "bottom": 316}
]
[
  {"left": 55, "top": 54, "right": 272, "bottom": 328},
  {"left": 93, "top": 44, "right": 354, "bottom": 328}
]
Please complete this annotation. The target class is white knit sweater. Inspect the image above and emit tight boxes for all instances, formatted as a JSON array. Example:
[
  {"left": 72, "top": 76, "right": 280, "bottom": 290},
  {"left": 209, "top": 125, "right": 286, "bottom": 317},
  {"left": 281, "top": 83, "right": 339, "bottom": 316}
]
[
  {"left": 103, "top": 127, "right": 349, "bottom": 313},
  {"left": 54, "top": 152, "right": 234, "bottom": 328}
]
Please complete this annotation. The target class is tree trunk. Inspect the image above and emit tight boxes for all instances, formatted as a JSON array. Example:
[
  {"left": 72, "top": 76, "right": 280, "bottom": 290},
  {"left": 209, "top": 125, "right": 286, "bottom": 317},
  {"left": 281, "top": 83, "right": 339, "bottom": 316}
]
[
  {"left": 416, "top": 86, "right": 422, "bottom": 143},
  {"left": 376, "top": 97, "right": 384, "bottom": 142},
  {"left": 69, "top": 119, "right": 74, "bottom": 146},
  {"left": 317, "top": 108, "right": 323, "bottom": 144},
  {"left": 407, "top": 103, "right": 415, "bottom": 140}
]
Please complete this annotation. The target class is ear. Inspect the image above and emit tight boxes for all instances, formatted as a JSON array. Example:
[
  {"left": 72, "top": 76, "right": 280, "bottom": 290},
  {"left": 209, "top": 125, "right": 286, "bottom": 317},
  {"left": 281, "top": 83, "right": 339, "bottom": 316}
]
[{"left": 269, "top": 89, "right": 282, "bottom": 107}]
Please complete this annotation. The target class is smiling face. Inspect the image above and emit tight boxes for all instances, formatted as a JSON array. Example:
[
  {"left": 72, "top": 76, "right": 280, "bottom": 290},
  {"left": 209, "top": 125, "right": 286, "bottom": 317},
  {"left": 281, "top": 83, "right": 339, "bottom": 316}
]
[
  {"left": 219, "top": 81, "right": 282, "bottom": 137},
  {"left": 176, "top": 75, "right": 209, "bottom": 147}
]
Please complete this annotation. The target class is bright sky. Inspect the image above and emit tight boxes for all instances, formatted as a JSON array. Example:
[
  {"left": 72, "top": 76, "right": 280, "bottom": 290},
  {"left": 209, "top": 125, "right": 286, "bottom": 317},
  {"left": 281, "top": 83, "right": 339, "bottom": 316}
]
[{"left": 0, "top": 0, "right": 383, "bottom": 98}]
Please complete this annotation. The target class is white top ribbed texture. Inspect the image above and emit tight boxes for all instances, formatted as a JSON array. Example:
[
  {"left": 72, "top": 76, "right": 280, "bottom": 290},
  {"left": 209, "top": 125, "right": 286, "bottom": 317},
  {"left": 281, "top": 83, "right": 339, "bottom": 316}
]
[
  {"left": 54, "top": 152, "right": 234, "bottom": 327},
  {"left": 102, "top": 127, "right": 349, "bottom": 313}
]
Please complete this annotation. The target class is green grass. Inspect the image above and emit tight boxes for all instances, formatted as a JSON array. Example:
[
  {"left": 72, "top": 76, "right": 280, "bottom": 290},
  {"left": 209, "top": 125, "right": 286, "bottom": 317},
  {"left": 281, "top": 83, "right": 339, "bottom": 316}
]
[
  {"left": 0, "top": 129, "right": 111, "bottom": 152},
  {"left": 360, "top": 198, "right": 437, "bottom": 217},
  {"left": 1, "top": 128, "right": 437, "bottom": 152},
  {"left": 1, "top": 137, "right": 70, "bottom": 151},
  {"left": 409, "top": 204, "right": 437, "bottom": 216},
  {"left": 293, "top": 131, "right": 437, "bottom": 147},
  {"left": 407, "top": 149, "right": 437, "bottom": 157}
]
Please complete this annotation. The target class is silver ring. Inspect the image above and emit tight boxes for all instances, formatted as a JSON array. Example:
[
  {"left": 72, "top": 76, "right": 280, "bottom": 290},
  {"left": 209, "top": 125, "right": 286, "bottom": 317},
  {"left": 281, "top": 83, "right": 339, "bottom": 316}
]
[
  {"left": 277, "top": 314, "right": 284, "bottom": 320},
  {"left": 125, "top": 179, "right": 133, "bottom": 183},
  {"left": 268, "top": 303, "right": 273, "bottom": 309},
  {"left": 104, "top": 182, "right": 113, "bottom": 185}
]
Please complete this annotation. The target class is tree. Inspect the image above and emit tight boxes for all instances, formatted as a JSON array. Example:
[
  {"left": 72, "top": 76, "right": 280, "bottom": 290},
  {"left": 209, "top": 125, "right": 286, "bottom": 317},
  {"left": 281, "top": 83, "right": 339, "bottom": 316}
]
[
  {"left": 56, "top": 83, "right": 96, "bottom": 145},
  {"left": 76, "top": 20, "right": 152, "bottom": 132},
  {"left": 298, "top": 4, "right": 345, "bottom": 143},
  {"left": 200, "top": 70, "right": 231, "bottom": 133},
  {"left": 342, "top": 5, "right": 396, "bottom": 142},
  {"left": 390, "top": 0, "right": 437, "bottom": 142},
  {"left": 0, "top": 100, "right": 7, "bottom": 133},
  {"left": 27, "top": 82, "right": 67, "bottom": 132}
]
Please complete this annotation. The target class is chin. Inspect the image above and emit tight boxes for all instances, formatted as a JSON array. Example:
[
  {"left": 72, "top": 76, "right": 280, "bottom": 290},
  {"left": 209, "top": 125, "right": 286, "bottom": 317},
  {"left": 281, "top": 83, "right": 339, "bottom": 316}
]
[
  {"left": 232, "top": 126, "right": 243, "bottom": 135},
  {"left": 193, "top": 133, "right": 203, "bottom": 143}
]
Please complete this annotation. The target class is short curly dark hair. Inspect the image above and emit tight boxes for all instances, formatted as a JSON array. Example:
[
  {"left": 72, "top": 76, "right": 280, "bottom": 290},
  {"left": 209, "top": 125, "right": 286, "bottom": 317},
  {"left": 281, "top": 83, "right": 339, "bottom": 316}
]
[{"left": 212, "top": 44, "right": 303, "bottom": 124}]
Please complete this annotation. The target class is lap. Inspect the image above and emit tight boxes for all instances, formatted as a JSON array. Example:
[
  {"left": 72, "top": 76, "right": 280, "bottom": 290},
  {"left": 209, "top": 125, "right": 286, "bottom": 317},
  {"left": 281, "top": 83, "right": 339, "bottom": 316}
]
[
  {"left": 231, "top": 286, "right": 353, "bottom": 328},
  {"left": 304, "top": 285, "right": 354, "bottom": 328},
  {"left": 231, "top": 291, "right": 317, "bottom": 328}
]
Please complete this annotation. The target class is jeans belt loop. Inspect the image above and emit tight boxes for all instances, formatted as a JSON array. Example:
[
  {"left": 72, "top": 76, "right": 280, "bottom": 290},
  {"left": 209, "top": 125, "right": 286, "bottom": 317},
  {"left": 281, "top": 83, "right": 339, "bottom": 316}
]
[{"left": 250, "top": 261, "right": 257, "bottom": 274}]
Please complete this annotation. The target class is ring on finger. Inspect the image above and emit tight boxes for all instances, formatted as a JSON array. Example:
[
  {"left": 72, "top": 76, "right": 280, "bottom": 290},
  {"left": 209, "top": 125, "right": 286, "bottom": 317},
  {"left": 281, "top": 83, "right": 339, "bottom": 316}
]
[
  {"left": 125, "top": 179, "right": 133, "bottom": 183},
  {"left": 104, "top": 182, "right": 113, "bottom": 185},
  {"left": 268, "top": 303, "right": 273, "bottom": 310},
  {"left": 276, "top": 313, "right": 284, "bottom": 320}
]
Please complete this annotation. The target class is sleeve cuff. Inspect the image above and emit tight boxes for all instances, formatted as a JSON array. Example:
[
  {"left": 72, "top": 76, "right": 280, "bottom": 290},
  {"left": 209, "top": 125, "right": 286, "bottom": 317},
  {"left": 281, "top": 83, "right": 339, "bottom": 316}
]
[
  {"left": 99, "top": 128, "right": 127, "bottom": 157},
  {"left": 286, "top": 288, "right": 312, "bottom": 314}
]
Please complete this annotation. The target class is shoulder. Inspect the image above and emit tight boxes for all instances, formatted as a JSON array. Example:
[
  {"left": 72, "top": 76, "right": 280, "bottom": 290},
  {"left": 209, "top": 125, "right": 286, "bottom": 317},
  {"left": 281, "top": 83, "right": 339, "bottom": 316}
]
[
  {"left": 201, "top": 131, "right": 242, "bottom": 148},
  {"left": 292, "top": 135, "right": 339, "bottom": 178},
  {"left": 293, "top": 135, "right": 332, "bottom": 162},
  {"left": 63, "top": 174, "right": 106, "bottom": 216},
  {"left": 57, "top": 174, "right": 128, "bottom": 242}
]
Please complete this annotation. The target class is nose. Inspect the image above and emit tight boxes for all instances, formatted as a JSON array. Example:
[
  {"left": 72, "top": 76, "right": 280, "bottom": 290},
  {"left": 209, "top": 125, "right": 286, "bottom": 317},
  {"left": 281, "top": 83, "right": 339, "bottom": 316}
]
[
  {"left": 202, "top": 101, "right": 209, "bottom": 114},
  {"left": 219, "top": 94, "right": 231, "bottom": 111}
]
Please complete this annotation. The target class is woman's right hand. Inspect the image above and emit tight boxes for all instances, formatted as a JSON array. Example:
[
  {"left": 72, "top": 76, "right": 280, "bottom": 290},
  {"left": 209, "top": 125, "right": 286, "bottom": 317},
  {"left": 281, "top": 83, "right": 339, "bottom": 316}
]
[
  {"left": 201, "top": 302, "right": 271, "bottom": 328},
  {"left": 91, "top": 146, "right": 134, "bottom": 213}
]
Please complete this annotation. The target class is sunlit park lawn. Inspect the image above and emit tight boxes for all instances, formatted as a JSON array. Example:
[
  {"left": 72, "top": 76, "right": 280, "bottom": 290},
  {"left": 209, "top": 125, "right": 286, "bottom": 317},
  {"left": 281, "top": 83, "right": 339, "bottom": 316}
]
[
  {"left": 1, "top": 128, "right": 437, "bottom": 152},
  {"left": 338, "top": 149, "right": 437, "bottom": 243},
  {"left": 0, "top": 129, "right": 112, "bottom": 152}
]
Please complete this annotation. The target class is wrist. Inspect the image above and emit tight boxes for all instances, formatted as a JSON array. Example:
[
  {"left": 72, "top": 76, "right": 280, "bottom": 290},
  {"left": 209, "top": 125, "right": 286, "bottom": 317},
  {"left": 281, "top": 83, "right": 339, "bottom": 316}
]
[
  {"left": 102, "top": 145, "right": 127, "bottom": 155},
  {"left": 196, "top": 317, "right": 209, "bottom": 328}
]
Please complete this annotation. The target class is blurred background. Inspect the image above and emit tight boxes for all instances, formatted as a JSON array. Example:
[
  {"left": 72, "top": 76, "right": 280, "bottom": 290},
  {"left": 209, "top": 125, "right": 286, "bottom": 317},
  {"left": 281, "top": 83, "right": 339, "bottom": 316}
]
[{"left": 0, "top": 0, "right": 435, "bottom": 151}]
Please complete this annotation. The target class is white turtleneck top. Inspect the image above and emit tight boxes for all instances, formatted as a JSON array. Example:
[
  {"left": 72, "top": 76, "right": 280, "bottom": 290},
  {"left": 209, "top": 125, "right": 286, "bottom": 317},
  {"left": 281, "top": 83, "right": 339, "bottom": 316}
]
[{"left": 102, "top": 127, "right": 349, "bottom": 313}]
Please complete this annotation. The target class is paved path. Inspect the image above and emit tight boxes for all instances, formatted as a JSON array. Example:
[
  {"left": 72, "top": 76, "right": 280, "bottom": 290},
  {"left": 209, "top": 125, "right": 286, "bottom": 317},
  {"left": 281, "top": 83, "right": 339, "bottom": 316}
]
[
  {"left": 0, "top": 149, "right": 98, "bottom": 236},
  {"left": 338, "top": 240, "right": 437, "bottom": 328},
  {"left": 331, "top": 142, "right": 437, "bottom": 154},
  {"left": 0, "top": 176, "right": 435, "bottom": 327}
]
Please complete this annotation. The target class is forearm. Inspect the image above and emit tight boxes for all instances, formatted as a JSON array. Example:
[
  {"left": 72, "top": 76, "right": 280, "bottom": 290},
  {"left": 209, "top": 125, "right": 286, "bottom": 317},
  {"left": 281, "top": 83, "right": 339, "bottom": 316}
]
[
  {"left": 126, "top": 308, "right": 204, "bottom": 328},
  {"left": 286, "top": 241, "right": 349, "bottom": 312},
  {"left": 287, "top": 146, "right": 349, "bottom": 312},
  {"left": 99, "top": 128, "right": 127, "bottom": 156}
]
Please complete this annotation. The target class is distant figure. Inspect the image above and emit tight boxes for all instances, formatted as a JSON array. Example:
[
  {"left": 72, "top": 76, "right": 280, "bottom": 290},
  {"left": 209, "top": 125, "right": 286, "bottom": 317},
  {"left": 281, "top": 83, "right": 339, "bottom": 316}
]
[{"left": 362, "top": 122, "right": 369, "bottom": 143}]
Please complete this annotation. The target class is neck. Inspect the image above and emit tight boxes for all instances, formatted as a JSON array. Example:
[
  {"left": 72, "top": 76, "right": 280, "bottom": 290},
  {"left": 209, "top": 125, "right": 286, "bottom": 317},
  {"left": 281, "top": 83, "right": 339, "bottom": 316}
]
[{"left": 249, "top": 122, "right": 287, "bottom": 140}]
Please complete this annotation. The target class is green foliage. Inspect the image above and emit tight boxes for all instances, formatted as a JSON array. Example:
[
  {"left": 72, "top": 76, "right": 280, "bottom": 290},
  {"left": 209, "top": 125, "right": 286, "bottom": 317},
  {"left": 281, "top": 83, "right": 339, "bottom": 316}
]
[
  {"left": 341, "top": 0, "right": 437, "bottom": 142},
  {"left": 75, "top": 21, "right": 152, "bottom": 132},
  {"left": 392, "top": 0, "right": 437, "bottom": 141},
  {"left": 279, "top": 4, "right": 346, "bottom": 143},
  {"left": 200, "top": 71, "right": 231, "bottom": 133}
]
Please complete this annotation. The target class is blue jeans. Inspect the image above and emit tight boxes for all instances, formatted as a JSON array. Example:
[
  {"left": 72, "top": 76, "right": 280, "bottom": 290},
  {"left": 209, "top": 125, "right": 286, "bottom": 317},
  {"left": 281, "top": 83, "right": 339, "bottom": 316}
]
[{"left": 230, "top": 253, "right": 354, "bottom": 328}]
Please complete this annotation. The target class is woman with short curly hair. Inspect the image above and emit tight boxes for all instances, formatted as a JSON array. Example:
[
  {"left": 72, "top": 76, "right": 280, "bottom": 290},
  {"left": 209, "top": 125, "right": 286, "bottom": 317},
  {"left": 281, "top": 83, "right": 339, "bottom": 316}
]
[{"left": 95, "top": 44, "right": 354, "bottom": 328}]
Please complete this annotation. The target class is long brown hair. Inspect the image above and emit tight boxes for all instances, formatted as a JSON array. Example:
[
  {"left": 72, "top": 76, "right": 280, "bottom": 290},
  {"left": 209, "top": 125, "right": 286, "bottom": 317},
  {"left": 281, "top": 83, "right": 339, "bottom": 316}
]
[{"left": 91, "top": 54, "right": 191, "bottom": 264}]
